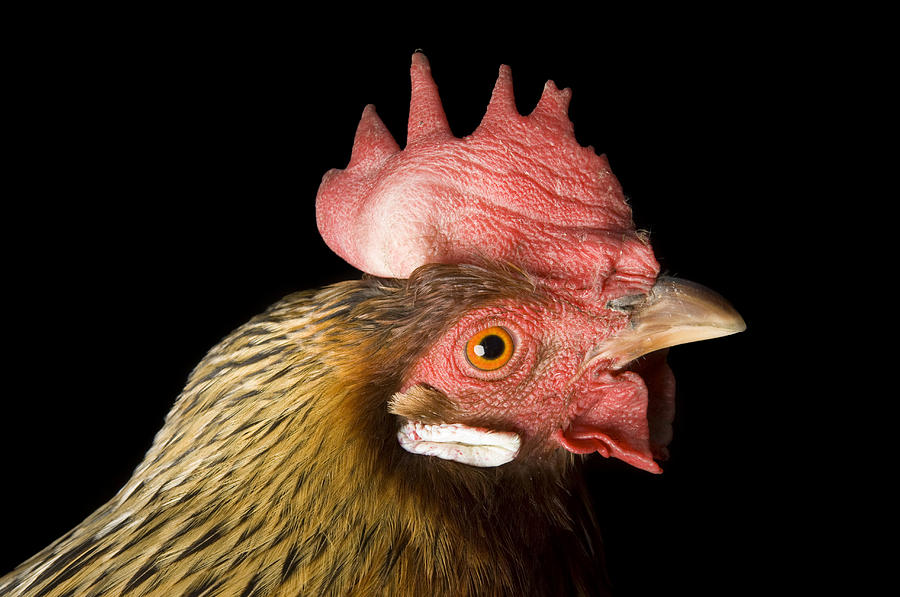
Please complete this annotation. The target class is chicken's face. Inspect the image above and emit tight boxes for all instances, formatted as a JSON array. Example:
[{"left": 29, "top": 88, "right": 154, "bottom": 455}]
[
  {"left": 395, "top": 288, "right": 663, "bottom": 468},
  {"left": 391, "top": 276, "right": 705, "bottom": 472}
]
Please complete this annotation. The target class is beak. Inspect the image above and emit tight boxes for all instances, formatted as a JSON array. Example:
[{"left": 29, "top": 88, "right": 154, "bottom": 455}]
[{"left": 591, "top": 276, "right": 746, "bottom": 369}]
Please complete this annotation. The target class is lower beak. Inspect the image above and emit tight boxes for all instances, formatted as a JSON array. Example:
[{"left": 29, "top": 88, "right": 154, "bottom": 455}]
[{"left": 590, "top": 276, "right": 746, "bottom": 369}]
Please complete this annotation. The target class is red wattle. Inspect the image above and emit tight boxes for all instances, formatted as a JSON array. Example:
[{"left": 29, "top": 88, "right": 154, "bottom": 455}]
[{"left": 554, "top": 425, "right": 661, "bottom": 474}]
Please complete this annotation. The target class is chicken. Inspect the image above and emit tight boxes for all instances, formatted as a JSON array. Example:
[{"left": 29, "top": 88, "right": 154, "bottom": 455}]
[{"left": 1, "top": 53, "right": 744, "bottom": 596}]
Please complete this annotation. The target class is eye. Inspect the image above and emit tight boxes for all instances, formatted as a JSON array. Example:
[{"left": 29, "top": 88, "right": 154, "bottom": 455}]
[{"left": 465, "top": 326, "right": 514, "bottom": 371}]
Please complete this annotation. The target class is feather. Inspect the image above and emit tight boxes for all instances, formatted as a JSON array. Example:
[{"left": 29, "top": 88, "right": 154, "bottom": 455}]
[{"left": 1, "top": 264, "right": 609, "bottom": 596}]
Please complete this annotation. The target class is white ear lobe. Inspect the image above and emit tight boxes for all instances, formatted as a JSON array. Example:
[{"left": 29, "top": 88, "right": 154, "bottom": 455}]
[{"left": 396, "top": 421, "right": 520, "bottom": 467}]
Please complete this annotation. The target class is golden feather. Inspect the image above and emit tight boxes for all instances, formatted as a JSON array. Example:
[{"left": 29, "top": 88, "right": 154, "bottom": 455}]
[{"left": 2, "top": 264, "right": 607, "bottom": 596}]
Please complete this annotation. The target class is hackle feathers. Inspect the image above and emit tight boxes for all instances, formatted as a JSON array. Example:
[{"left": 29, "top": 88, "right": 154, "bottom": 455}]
[{"left": 2, "top": 264, "right": 607, "bottom": 596}]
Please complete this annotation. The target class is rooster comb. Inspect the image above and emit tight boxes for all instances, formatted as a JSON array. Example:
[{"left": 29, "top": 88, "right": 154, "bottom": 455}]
[{"left": 316, "top": 52, "right": 658, "bottom": 297}]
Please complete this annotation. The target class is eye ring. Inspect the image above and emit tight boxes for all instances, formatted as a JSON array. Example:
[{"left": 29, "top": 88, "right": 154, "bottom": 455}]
[{"left": 465, "top": 326, "right": 514, "bottom": 371}]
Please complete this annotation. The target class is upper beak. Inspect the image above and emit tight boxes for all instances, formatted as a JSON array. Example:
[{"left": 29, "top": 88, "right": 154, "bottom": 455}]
[{"left": 591, "top": 276, "right": 746, "bottom": 369}]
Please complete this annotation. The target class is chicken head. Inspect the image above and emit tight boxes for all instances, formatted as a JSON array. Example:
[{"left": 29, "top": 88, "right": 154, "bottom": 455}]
[{"left": 316, "top": 53, "right": 744, "bottom": 473}]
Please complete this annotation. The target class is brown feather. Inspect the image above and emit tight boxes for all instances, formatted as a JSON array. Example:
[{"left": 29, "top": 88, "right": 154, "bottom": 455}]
[{"left": 1, "top": 264, "right": 609, "bottom": 596}]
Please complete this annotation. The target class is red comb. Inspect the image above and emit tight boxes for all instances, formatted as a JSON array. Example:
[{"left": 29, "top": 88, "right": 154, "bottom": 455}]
[{"left": 316, "top": 53, "right": 658, "bottom": 298}]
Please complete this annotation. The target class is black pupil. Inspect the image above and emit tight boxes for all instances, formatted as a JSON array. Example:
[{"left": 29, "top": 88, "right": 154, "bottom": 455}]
[{"left": 478, "top": 334, "right": 506, "bottom": 360}]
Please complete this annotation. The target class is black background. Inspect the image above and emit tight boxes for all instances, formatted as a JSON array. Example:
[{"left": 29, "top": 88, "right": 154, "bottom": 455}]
[{"left": 2, "top": 11, "right": 843, "bottom": 596}]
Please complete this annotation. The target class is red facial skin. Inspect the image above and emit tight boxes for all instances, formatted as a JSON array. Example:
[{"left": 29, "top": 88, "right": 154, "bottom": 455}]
[{"left": 401, "top": 294, "right": 675, "bottom": 473}]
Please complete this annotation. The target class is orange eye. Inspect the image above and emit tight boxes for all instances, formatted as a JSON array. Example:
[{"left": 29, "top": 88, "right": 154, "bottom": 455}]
[{"left": 465, "top": 326, "right": 514, "bottom": 371}]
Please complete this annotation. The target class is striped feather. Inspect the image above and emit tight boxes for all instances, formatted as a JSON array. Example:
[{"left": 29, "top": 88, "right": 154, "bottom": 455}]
[{"left": 2, "top": 264, "right": 608, "bottom": 596}]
